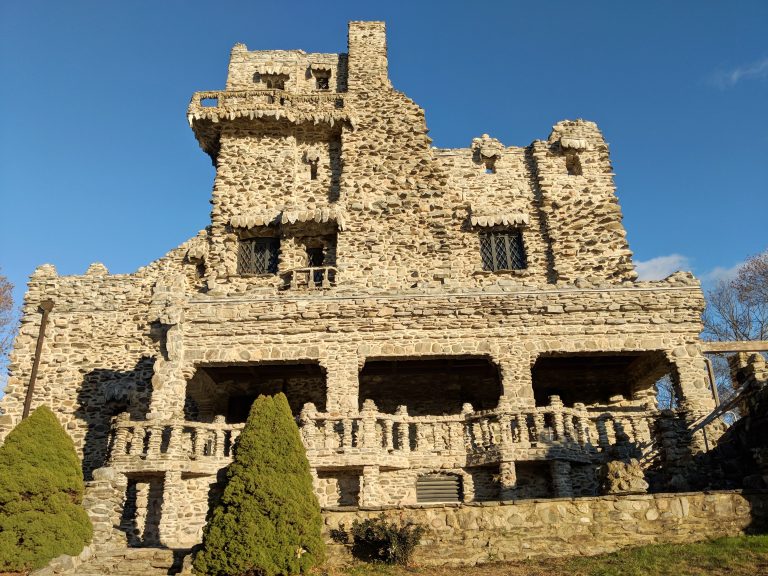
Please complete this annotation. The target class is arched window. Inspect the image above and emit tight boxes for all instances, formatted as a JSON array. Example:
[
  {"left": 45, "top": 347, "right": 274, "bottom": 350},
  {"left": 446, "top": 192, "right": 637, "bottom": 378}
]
[{"left": 566, "top": 153, "right": 582, "bottom": 176}]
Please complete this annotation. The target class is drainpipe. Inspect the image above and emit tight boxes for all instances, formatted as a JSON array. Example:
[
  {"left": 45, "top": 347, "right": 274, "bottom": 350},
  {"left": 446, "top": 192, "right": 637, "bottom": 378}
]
[{"left": 22, "top": 299, "right": 54, "bottom": 419}]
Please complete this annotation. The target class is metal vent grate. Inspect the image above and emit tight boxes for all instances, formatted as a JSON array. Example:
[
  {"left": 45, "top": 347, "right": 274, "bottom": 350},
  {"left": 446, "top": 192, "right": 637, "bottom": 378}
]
[{"left": 416, "top": 474, "right": 462, "bottom": 503}]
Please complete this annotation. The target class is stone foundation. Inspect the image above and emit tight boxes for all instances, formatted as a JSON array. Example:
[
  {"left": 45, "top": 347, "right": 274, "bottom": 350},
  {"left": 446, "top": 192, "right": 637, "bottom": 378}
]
[{"left": 323, "top": 490, "right": 768, "bottom": 565}]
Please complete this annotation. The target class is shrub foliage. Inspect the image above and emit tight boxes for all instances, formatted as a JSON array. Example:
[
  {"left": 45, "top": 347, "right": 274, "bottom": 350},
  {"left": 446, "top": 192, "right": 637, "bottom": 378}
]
[
  {"left": 0, "top": 406, "right": 92, "bottom": 571},
  {"left": 348, "top": 514, "right": 425, "bottom": 565},
  {"left": 193, "top": 393, "right": 325, "bottom": 576}
]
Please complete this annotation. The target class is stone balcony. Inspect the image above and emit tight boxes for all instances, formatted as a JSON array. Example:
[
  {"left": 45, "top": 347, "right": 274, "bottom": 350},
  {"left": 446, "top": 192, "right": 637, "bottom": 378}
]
[
  {"left": 280, "top": 266, "right": 337, "bottom": 290},
  {"left": 187, "top": 89, "right": 352, "bottom": 159},
  {"left": 106, "top": 398, "right": 655, "bottom": 475}
]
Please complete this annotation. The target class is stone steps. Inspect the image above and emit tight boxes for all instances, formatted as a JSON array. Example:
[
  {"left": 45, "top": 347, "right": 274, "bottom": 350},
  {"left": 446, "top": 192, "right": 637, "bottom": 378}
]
[{"left": 75, "top": 547, "right": 187, "bottom": 576}]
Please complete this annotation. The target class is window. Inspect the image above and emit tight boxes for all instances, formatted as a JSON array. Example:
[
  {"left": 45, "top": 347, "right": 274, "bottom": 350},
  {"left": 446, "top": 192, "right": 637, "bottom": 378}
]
[
  {"left": 566, "top": 153, "right": 582, "bottom": 176},
  {"left": 316, "top": 75, "right": 329, "bottom": 90},
  {"left": 238, "top": 237, "right": 279, "bottom": 275},
  {"left": 480, "top": 230, "right": 527, "bottom": 271},
  {"left": 262, "top": 74, "right": 287, "bottom": 90},
  {"left": 483, "top": 156, "right": 496, "bottom": 174}
]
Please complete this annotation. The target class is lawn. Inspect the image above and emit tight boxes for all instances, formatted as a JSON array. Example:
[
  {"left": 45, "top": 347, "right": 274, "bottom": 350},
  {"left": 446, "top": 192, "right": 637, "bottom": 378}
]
[{"left": 334, "top": 535, "right": 768, "bottom": 576}]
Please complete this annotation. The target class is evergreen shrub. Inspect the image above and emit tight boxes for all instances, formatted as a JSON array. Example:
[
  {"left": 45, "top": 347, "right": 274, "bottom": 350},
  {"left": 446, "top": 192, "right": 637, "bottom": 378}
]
[
  {"left": 193, "top": 393, "right": 325, "bottom": 576},
  {"left": 0, "top": 406, "right": 92, "bottom": 571},
  {"left": 347, "top": 514, "right": 425, "bottom": 565}
]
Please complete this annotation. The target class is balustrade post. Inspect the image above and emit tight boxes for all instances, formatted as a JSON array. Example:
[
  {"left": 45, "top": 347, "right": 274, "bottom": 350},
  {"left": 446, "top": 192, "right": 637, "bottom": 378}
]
[
  {"left": 299, "top": 403, "right": 318, "bottom": 450},
  {"left": 166, "top": 425, "right": 182, "bottom": 459},
  {"left": 573, "top": 403, "right": 588, "bottom": 446},
  {"left": 342, "top": 418, "right": 353, "bottom": 448},
  {"left": 549, "top": 395, "right": 565, "bottom": 441},
  {"left": 213, "top": 416, "right": 227, "bottom": 456},
  {"left": 111, "top": 412, "right": 131, "bottom": 459},
  {"left": 395, "top": 405, "right": 409, "bottom": 453},
  {"left": 382, "top": 418, "right": 394, "bottom": 451},
  {"left": 360, "top": 399, "right": 379, "bottom": 450},
  {"left": 147, "top": 425, "right": 163, "bottom": 458},
  {"left": 534, "top": 412, "right": 545, "bottom": 443}
]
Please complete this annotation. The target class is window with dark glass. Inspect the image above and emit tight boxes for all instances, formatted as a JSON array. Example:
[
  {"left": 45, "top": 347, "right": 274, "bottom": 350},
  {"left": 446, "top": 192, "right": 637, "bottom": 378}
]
[
  {"left": 238, "top": 237, "right": 279, "bottom": 275},
  {"left": 479, "top": 230, "right": 527, "bottom": 271}
]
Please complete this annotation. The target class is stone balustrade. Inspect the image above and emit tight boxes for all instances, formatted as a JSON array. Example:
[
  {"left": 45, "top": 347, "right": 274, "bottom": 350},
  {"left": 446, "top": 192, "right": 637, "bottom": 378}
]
[
  {"left": 280, "top": 266, "right": 337, "bottom": 290},
  {"left": 188, "top": 90, "right": 347, "bottom": 123},
  {"left": 107, "top": 398, "right": 656, "bottom": 474}
]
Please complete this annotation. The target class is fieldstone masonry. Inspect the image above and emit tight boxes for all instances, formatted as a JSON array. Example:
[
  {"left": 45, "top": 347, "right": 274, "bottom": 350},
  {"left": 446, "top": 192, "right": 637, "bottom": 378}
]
[{"left": 4, "top": 21, "right": 765, "bottom": 573}]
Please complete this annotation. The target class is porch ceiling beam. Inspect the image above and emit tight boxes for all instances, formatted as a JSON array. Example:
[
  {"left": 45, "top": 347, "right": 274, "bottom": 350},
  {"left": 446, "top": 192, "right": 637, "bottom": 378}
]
[{"left": 700, "top": 340, "right": 768, "bottom": 353}]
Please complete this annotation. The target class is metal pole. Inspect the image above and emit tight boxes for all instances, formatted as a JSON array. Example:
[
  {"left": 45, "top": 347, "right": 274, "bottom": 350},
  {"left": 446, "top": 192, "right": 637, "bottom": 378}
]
[
  {"left": 22, "top": 299, "right": 54, "bottom": 419},
  {"left": 704, "top": 356, "right": 720, "bottom": 407}
]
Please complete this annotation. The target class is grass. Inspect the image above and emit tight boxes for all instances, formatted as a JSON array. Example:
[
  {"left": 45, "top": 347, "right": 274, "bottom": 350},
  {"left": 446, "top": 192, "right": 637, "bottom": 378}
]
[{"left": 331, "top": 534, "right": 768, "bottom": 576}]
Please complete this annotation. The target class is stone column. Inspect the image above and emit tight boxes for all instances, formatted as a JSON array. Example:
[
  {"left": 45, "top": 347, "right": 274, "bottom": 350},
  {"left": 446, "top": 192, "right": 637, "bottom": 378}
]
[
  {"left": 670, "top": 349, "right": 716, "bottom": 415},
  {"left": 499, "top": 461, "right": 517, "bottom": 500},
  {"left": 550, "top": 460, "right": 573, "bottom": 498},
  {"left": 322, "top": 347, "right": 360, "bottom": 414},
  {"left": 669, "top": 348, "right": 717, "bottom": 454},
  {"left": 147, "top": 274, "right": 190, "bottom": 420},
  {"left": 159, "top": 470, "right": 182, "bottom": 548},
  {"left": 359, "top": 465, "right": 380, "bottom": 507},
  {"left": 497, "top": 353, "right": 535, "bottom": 407}
]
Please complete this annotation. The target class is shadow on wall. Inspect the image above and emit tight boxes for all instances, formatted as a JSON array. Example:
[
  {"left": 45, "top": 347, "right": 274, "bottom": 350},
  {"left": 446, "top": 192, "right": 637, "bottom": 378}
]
[{"left": 75, "top": 357, "right": 154, "bottom": 480}]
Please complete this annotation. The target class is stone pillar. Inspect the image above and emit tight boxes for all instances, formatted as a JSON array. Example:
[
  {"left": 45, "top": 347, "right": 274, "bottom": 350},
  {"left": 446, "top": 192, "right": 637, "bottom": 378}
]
[
  {"left": 359, "top": 465, "right": 380, "bottom": 507},
  {"left": 147, "top": 274, "right": 190, "bottom": 419},
  {"left": 670, "top": 349, "right": 716, "bottom": 415},
  {"left": 347, "top": 21, "right": 390, "bottom": 91},
  {"left": 159, "top": 470, "right": 182, "bottom": 548},
  {"left": 670, "top": 348, "right": 717, "bottom": 454},
  {"left": 497, "top": 354, "right": 535, "bottom": 407},
  {"left": 499, "top": 461, "right": 517, "bottom": 500},
  {"left": 550, "top": 460, "right": 573, "bottom": 498},
  {"left": 322, "top": 349, "right": 360, "bottom": 414}
]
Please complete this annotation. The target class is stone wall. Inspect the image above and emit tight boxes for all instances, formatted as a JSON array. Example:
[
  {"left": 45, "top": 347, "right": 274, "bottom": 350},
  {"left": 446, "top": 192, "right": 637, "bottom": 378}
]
[{"left": 324, "top": 490, "right": 768, "bottom": 565}]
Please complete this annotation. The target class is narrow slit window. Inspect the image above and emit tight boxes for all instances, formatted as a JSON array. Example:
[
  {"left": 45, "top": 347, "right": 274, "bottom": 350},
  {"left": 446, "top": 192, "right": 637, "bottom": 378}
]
[
  {"left": 566, "top": 153, "right": 582, "bottom": 176},
  {"left": 238, "top": 237, "right": 279, "bottom": 275},
  {"left": 309, "top": 161, "right": 318, "bottom": 180},
  {"left": 480, "top": 230, "right": 527, "bottom": 271}
]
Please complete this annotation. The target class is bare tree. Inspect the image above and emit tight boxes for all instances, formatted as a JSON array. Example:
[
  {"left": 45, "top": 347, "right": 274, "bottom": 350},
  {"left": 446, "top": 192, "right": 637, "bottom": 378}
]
[
  {"left": 0, "top": 270, "right": 14, "bottom": 361},
  {"left": 703, "top": 251, "right": 768, "bottom": 342},
  {"left": 0, "top": 269, "right": 17, "bottom": 400},
  {"left": 702, "top": 251, "right": 768, "bottom": 410}
]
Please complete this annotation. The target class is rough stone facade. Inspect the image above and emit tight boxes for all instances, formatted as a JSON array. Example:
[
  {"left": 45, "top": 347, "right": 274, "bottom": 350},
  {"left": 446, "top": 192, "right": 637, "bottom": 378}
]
[{"left": 4, "top": 21, "right": 750, "bottom": 569}]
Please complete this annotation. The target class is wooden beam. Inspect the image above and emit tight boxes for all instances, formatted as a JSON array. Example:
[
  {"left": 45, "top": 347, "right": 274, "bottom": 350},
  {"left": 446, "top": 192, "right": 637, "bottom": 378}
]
[{"left": 701, "top": 340, "right": 768, "bottom": 354}]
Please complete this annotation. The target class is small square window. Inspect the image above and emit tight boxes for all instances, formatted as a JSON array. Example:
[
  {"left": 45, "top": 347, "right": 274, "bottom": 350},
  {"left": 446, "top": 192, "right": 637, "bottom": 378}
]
[
  {"left": 238, "top": 237, "right": 279, "bottom": 275},
  {"left": 479, "top": 230, "right": 527, "bottom": 271},
  {"left": 316, "top": 76, "right": 329, "bottom": 90}
]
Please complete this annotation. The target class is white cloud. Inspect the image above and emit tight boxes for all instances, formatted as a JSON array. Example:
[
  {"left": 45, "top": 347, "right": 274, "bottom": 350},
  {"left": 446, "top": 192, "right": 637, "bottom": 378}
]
[
  {"left": 635, "top": 254, "right": 691, "bottom": 281},
  {"left": 711, "top": 57, "right": 768, "bottom": 88},
  {"left": 702, "top": 262, "right": 742, "bottom": 285}
]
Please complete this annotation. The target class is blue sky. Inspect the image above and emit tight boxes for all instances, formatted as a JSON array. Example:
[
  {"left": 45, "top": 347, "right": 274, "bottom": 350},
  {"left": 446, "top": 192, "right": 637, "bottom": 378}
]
[{"left": 1, "top": 0, "right": 766, "bottom": 308}]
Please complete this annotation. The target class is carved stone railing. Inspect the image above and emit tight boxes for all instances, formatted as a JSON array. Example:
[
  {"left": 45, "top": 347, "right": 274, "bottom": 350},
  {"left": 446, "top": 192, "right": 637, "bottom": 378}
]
[
  {"left": 107, "top": 396, "right": 656, "bottom": 473},
  {"left": 108, "top": 415, "right": 243, "bottom": 471},
  {"left": 280, "top": 266, "right": 337, "bottom": 290},
  {"left": 188, "top": 90, "right": 348, "bottom": 125}
]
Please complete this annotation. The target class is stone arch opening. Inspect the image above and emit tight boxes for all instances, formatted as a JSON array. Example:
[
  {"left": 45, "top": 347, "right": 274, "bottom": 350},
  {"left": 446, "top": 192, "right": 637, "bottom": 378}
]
[
  {"left": 358, "top": 356, "right": 502, "bottom": 415},
  {"left": 531, "top": 351, "right": 678, "bottom": 409},
  {"left": 184, "top": 361, "right": 327, "bottom": 423}
]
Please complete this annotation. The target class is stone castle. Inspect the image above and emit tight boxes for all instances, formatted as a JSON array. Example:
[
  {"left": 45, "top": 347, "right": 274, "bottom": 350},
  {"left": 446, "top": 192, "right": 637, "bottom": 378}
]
[{"left": 2, "top": 21, "right": 767, "bottom": 573}]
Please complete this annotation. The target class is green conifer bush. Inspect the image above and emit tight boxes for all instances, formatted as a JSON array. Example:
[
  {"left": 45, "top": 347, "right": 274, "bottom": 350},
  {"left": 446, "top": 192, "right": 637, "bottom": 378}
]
[
  {"left": 0, "top": 406, "right": 93, "bottom": 571},
  {"left": 194, "top": 393, "right": 325, "bottom": 576}
]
